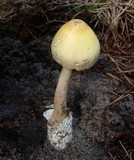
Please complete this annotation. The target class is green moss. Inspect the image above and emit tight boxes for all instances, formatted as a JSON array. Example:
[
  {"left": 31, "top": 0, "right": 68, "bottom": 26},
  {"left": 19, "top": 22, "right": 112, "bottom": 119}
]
[
  {"left": 99, "top": 18, "right": 107, "bottom": 25},
  {"left": 87, "top": 5, "right": 97, "bottom": 13}
]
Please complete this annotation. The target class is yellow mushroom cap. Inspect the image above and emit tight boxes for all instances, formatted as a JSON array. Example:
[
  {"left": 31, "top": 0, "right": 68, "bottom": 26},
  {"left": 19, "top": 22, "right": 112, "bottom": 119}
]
[{"left": 51, "top": 19, "right": 100, "bottom": 71}]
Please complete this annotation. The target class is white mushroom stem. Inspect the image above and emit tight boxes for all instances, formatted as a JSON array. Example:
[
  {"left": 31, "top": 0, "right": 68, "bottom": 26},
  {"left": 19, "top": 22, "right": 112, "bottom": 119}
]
[{"left": 49, "top": 67, "right": 72, "bottom": 124}]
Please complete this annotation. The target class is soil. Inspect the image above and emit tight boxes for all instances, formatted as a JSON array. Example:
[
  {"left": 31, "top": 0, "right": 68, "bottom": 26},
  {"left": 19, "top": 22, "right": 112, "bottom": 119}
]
[{"left": 0, "top": 34, "right": 134, "bottom": 160}]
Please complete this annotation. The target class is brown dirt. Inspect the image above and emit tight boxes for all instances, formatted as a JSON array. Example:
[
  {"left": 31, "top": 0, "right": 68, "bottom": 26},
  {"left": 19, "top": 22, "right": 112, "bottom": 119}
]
[{"left": 0, "top": 35, "right": 134, "bottom": 160}]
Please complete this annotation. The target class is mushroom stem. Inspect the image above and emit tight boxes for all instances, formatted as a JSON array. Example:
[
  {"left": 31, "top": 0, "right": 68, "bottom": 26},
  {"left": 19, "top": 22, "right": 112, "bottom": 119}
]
[{"left": 49, "top": 67, "right": 72, "bottom": 124}]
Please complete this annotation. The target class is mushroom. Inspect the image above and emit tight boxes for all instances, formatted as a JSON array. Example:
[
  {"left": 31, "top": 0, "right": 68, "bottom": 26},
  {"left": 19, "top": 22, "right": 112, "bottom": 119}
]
[{"left": 43, "top": 19, "right": 100, "bottom": 150}]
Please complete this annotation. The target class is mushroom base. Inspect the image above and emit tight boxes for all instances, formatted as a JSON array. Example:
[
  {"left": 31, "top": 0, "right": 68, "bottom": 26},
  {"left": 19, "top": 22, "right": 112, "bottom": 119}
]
[{"left": 43, "top": 105, "right": 73, "bottom": 150}]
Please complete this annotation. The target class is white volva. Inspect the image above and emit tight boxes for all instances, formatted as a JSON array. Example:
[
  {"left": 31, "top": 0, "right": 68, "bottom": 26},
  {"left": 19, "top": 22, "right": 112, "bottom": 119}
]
[{"left": 43, "top": 105, "right": 73, "bottom": 150}]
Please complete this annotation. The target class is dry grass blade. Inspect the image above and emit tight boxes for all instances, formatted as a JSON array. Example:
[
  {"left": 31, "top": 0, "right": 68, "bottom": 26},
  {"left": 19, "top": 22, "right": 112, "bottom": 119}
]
[
  {"left": 117, "top": 69, "right": 134, "bottom": 74},
  {"left": 93, "top": 88, "right": 134, "bottom": 110},
  {"left": 106, "top": 88, "right": 134, "bottom": 107},
  {"left": 107, "top": 54, "right": 122, "bottom": 72},
  {"left": 123, "top": 74, "right": 134, "bottom": 86},
  {"left": 107, "top": 53, "right": 134, "bottom": 87},
  {"left": 106, "top": 72, "right": 123, "bottom": 82},
  {"left": 119, "top": 140, "right": 133, "bottom": 160},
  {"left": 108, "top": 151, "right": 116, "bottom": 160}
]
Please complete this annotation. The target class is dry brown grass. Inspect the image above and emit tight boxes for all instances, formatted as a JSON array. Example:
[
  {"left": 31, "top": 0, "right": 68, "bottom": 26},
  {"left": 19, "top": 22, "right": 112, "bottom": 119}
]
[
  {"left": 0, "top": 0, "right": 134, "bottom": 88},
  {"left": 0, "top": 1, "right": 133, "bottom": 45},
  {"left": 95, "top": 0, "right": 134, "bottom": 45}
]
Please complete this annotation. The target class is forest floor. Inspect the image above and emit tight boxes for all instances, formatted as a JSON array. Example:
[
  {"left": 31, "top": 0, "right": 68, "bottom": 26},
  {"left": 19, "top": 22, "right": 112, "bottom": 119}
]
[{"left": 0, "top": 34, "right": 134, "bottom": 160}]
